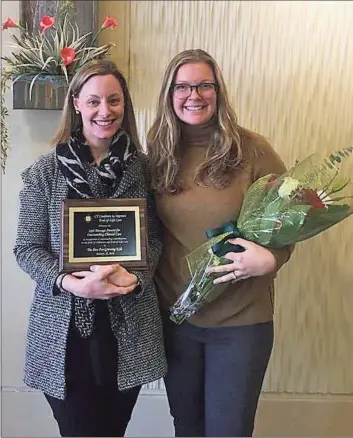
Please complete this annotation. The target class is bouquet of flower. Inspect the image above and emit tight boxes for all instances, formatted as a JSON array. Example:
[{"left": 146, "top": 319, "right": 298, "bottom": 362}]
[{"left": 170, "top": 147, "right": 353, "bottom": 324}]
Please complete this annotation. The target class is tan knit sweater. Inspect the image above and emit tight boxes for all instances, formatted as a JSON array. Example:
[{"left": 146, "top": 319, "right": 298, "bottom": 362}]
[{"left": 154, "top": 123, "right": 293, "bottom": 327}]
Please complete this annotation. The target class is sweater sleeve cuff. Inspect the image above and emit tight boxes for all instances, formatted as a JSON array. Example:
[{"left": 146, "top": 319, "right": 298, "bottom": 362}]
[
  {"left": 268, "top": 244, "right": 295, "bottom": 273},
  {"left": 53, "top": 273, "right": 67, "bottom": 296},
  {"left": 131, "top": 270, "right": 149, "bottom": 298}
]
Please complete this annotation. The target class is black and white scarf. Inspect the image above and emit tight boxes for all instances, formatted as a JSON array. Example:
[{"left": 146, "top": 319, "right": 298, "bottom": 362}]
[
  {"left": 56, "top": 129, "right": 138, "bottom": 339},
  {"left": 57, "top": 129, "right": 137, "bottom": 199}
]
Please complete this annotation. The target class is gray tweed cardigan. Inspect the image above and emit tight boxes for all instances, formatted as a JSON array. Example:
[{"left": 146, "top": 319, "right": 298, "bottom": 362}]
[{"left": 14, "top": 149, "right": 167, "bottom": 400}]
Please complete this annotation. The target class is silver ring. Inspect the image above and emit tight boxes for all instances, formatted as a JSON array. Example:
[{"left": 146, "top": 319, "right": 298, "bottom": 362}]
[{"left": 232, "top": 271, "right": 237, "bottom": 280}]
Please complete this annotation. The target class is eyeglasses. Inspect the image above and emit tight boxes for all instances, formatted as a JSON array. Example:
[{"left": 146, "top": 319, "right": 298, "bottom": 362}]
[{"left": 171, "top": 82, "right": 217, "bottom": 98}]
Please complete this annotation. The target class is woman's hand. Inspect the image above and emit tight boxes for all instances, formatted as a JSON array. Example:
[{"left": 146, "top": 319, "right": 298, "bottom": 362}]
[
  {"left": 206, "top": 238, "right": 277, "bottom": 284},
  {"left": 91, "top": 264, "right": 138, "bottom": 289},
  {"left": 62, "top": 264, "right": 136, "bottom": 299}
]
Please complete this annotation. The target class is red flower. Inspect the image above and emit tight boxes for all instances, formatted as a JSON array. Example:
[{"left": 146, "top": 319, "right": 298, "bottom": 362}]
[
  {"left": 303, "top": 189, "right": 326, "bottom": 209},
  {"left": 39, "top": 16, "right": 55, "bottom": 33},
  {"left": 101, "top": 16, "right": 118, "bottom": 29},
  {"left": 61, "top": 47, "right": 76, "bottom": 66},
  {"left": 2, "top": 17, "right": 19, "bottom": 30}
]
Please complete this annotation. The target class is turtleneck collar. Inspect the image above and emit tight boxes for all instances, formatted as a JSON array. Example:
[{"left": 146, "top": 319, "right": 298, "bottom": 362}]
[{"left": 179, "top": 116, "right": 219, "bottom": 148}]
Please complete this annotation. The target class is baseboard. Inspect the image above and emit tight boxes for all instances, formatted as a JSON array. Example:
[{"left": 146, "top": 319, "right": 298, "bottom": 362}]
[
  {"left": 255, "top": 393, "right": 353, "bottom": 436},
  {"left": 2, "top": 387, "right": 353, "bottom": 437}
]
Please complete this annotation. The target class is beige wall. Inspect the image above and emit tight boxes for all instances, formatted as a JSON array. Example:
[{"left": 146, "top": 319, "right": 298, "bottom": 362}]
[{"left": 100, "top": 0, "right": 353, "bottom": 395}]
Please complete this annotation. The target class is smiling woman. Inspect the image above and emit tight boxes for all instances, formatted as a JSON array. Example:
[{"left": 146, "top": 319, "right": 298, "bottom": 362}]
[
  {"left": 147, "top": 48, "right": 293, "bottom": 437},
  {"left": 13, "top": 59, "right": 167, "bottom": 437},
  {"left": 171, "top": 62, "right": 217, "bottom": 126},
  {"left": 72, "top": 74, "right": 125, "bottom": 162}
]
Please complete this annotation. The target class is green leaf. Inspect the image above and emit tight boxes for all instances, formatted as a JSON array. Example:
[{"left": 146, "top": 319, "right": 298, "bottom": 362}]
[
  {"left": 269, "top": 204, "right": 311, "bottom": 247},
  {"left": 327, "top": 177, "right": 350, "bottom": 196},
  {"left": 252, "top": 196, "right": 284, "bottom": 245},
  {"left": 328, "top": 195, "right": 353, "bottom": 202},
  {"left": 298, "top": 204, "right": 352, "bottom": 242},
  {"left": 29, "top": 72, "right": 44, "bottom": 100},
  {"left": 61, "top": 64, "right": 69, "bottom": 84}
]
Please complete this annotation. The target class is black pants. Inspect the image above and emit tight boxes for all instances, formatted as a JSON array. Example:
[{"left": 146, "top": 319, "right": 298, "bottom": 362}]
[
  {"left": 45, "top": 302, "right": 141, "bottom": 437},
  {"left": 45, "top": 382, "right": 141, "bottom": 437},
  {"left": 163, "top": 313, "right": 274, "bottom": 437}
]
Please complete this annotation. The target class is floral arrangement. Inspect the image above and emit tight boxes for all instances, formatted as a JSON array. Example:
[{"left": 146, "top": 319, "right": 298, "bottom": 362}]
[
  {"left": 2, "top": 15, "right": 117, "bottom": 86},
  {"left": 169, "top": 147, "right": 353, "bottom": 324},
  {"left": 1, "top": 4, "right": 118, "bottom": 172}
]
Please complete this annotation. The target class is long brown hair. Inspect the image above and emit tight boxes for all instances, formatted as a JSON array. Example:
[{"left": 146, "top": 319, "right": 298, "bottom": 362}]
[
  {"left": 147, "top": 49, "right": 242, "bottom": 194},
  {"left": 52, "top": 60, "right": 141, "bottom": 149}
]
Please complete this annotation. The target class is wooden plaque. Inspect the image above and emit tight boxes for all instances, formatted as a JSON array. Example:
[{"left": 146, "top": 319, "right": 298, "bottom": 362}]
[{"left": 60, "top": 198, "right": 148, "bottom": 272}]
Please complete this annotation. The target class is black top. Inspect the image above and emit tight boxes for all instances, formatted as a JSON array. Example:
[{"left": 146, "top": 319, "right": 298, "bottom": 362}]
[
  {"left": 66, "top": 300, "right": 118, "bottom": 385},
  {"left": 66, "top": 163, "right": 118, "bottom": 386}
]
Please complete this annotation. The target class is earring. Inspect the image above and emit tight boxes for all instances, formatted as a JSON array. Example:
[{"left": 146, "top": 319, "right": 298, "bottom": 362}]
[{"left": 75, "top": 110, "right": 80, "bottom": 114}]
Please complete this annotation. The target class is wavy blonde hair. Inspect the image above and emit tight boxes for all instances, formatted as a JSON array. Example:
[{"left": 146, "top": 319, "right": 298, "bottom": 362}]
[
  {"left": 147, "top": 49, "right": 242, "bottom": 193},
  {"left": 52, "top": 59, "right": 141, "bottom": 149}
]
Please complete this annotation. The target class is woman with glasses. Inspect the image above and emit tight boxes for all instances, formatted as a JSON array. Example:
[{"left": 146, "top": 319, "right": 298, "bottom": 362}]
[{"left": 147, "top": 49, "right": 294, "bottom": 437}]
